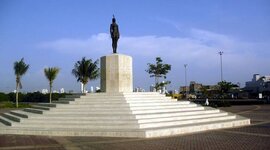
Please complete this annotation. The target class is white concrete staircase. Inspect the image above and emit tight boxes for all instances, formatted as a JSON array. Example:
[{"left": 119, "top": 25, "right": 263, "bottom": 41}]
[{"left": 0, "top": 92, "right": 250, "bottom": 138}]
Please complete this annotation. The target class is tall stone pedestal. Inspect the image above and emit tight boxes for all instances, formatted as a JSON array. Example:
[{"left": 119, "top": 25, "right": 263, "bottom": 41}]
[{"left": 100, "top": 54, "right": 133, "bottom": 93}]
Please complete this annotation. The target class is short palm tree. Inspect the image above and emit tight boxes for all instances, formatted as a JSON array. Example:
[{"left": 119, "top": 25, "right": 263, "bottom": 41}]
[
  {"left": 44, "top": 67, "right": 60, "bottom": 103},
  {"left": 72, "top": 57, "right": 99, "bottom": 93},
  {"left": 13, "top": 58, "right": 30, "bottom": 108}
]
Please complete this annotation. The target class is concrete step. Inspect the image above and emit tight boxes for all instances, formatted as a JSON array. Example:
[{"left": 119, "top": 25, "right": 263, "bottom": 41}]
[
  {"left": 0, "top": 127, "right": 146, "bottom": 137},
  {"left": 10, "top": 116, "right": 237, "bottom": 130},
  {"left": 0, "top": 117, "right": 249, "bottom": 138},
  {"left": 140, "top": 115, "right": 236, "bottom": 128},
  {"left": 32, "top": 105, "right": 51, "bottom": 110},
  {"left": 135, "top": 109, "right": 220, "bottom": 119},
  {"left": 1, "top": 113, "right": 22, "bottom": 122},
  {"left": 22, "top": 118, "right": 139, "bottom": 124},
  {"left": 144, "top": 117, "right": 250, "bottom": 138},
  {"left": 14, "top": 123, "right": 140, "bottom": 129},
  {"left": 38, "top": 109, "right": 220, "bottom": 119},
  {"left": 29, "top": 114, "right": 137, "bottom": 120},
  {"left": 129, "top": 101, "right": 190, "bottom": 106},
  {"left": 79, "top": 95, "right": 167, "bottom": 99},
  {"left": 0, "top": 116, "right": 13, "bottom": 126},
  {"left": 14, "top": 116, "right": 235, "bottom": 128},
  {"left": 138, "top": 112, "right": 229, "bottom": 123},
  {"left": 33, "top": 104, "right": 197, "bottom": 111},
  {"left": 41, "top": 106, "right": 203, "bottom": 114},
  {"left": 44, "top": 110, "right": 133, "bottom": 115},
  {"left": 10, "top": 111, "right": 31, "bottom": 118},
  {"left": 132, "top": 107, "right": 204, "bottom": 114},
  {"left": 39, "top": 101, "right": 190, "bottom": 109},
  {"left": 52, "top": 101, "right": 70, "bottom": 104},
  {"left": 23, "top": 108, "right": 44, "bottom": 114},
  {"left": 21, "top": 112, "right": 228, "bottom": 125},
  {"left": 65, "top": 94, "right": 85, "bottom": 98},
  {"left": 67, "top": 100, "right": 189, "bottom": 105},
  {"left": 54, "top": 103, "right": 130, "bottom": 108},
  {"left": 34, "top": 103, "right": 57, "bottom": 107},
  {"left": 8, "top": 109, "right": 220, "bottom": 120},
  {"left": 83, "top": 92, "right": 161, "bottom": 97},
  {"left": 58, "top": 98, "right": 171, "bottom": 102}
]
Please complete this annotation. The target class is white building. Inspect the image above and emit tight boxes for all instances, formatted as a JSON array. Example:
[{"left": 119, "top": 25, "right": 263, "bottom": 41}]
[
  {"left": 134, "top": 87, "right": 145, "bottom": 92},
  {"left": 245, "top": 74, "right": 270, "bottom": 93},
  {"left": 150, "top": 84, "right": 155, "bottom": 92},
  {"left": 59, "top": 88, "right": 65, "bottom": 93},
  {"left": 41, "top": 89, "right": 48, "bottom": 94}
]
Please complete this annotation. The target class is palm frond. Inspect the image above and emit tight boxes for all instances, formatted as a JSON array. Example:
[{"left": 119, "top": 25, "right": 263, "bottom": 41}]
[
  {"left": 44, "top": 67, "right": 60, "bottom": 84},
  {"left": 72, "top": 57, "right": 100, "bottom": 85}
]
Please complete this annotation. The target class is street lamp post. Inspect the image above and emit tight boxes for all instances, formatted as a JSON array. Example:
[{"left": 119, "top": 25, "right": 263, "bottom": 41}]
[
  {"left": 184, "top": 64, "right": 188, "bottom": 99},
  {"left": 218, "top": 51, "right": 224, "bottom": 82}
]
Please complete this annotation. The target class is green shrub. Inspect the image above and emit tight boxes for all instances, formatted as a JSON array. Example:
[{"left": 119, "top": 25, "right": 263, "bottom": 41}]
[
  {"left": 0, "top": 101, "right": 32, "bottom": 108},
  {"left": 0, "top": 101, "right": 14, "bottom": 108},
  {"left": 0, "top": 92, "right": 10, "bottom": 102}
]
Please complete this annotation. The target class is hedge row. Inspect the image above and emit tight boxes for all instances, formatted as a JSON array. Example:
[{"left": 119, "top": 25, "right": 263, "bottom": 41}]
[{"left": 0, "top": 92, "right": 70, "bottom": 103}]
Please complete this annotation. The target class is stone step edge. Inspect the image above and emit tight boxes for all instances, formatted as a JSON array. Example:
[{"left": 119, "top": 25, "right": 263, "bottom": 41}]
[
  {"left": 145, "top": 117, "right": 251, "bottom": 138},
  {"left": 17, "top": 115, "right": 233, "bottom": 127},
  {"left": 9, "top": 109, "right": 220, "bottom": 119},
  {"left": 0, "top": 118, "right": 250, "bottom": 138},
  {"left": 18, "top": 112, "right": 229, "bottom": 124}
]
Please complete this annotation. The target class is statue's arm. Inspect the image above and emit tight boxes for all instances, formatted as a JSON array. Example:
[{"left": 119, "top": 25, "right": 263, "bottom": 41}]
[{"left": 110, "top": 24, "right": 113, "bottom": 34}]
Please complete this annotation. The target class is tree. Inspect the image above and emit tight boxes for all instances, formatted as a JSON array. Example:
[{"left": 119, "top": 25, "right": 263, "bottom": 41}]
[
  {"left": 13, "top": 58, "right": 29, "bottom": 108},
  {"left": 44, "top": 67, "right": 60, "bottom": 103},
  {"left": 218, "top": 81, "right": 234, "bottom": 97},
  {"left": 146, "top": 57, "right": 171, "bottom": 90},
  {"left": 72, "top": 57, "right": 99, "bottom": 93}
]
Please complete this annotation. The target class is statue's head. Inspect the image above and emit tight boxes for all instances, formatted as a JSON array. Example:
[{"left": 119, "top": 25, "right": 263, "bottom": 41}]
[{"left": 112, "top": 15, "right": 116, "bottom": 23}]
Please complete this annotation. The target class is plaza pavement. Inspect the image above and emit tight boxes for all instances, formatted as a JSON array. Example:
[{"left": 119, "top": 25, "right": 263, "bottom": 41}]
[{"left": 0, "top": 104, "right": 269, "bottom": 150}]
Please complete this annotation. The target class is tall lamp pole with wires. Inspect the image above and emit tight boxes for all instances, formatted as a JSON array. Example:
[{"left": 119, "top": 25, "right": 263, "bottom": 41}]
[
  {"left": 218, "top": 51, "right": 224, "bottom": 82},
  {"left": 184, "top": 64, "right": 188, "bottom": 99}
]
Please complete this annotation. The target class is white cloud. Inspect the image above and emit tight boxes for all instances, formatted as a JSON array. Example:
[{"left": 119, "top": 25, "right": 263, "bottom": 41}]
[{"left": 37, "top": 29, "right": 270, "bottom": 89}]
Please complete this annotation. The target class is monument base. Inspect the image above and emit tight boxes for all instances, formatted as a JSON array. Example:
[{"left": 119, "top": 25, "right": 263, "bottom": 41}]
[{"left": 100, "top": 54, "right": 133, "bottom": 93}]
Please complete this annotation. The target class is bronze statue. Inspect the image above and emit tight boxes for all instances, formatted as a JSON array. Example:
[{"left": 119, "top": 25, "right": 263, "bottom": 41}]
[{"left": 110, "top": 15, "right": 120, "bottom": 53}]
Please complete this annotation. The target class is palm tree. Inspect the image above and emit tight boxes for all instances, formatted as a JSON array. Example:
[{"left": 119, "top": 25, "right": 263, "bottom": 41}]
[
  {"left": 72, "top": 57, "right": 99, "bottom": 93},
  {"left": 13, "top": 58, "right": 29, "bottom": 108},
  {"left": 44, "top": 67, "right": 60, "bottom": 103}
]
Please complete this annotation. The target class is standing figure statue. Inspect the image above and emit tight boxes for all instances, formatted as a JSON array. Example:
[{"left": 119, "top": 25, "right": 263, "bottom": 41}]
[{"left": 110, "top": 15, "right": 120, "bottom": 53}]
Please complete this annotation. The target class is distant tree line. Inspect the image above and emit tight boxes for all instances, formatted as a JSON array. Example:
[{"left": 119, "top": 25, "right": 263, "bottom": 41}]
[{"left": 0, "top": 92, "right": 69, "bottom": 103}]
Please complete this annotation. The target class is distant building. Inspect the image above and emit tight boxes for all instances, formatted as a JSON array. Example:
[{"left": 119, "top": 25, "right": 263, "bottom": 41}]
[
  {"left": 173, "top": 90, "right": 179, "bottom": 94},
  {"left": 245, "top": 74, "right": 270, "bottom": 93},
  {"left": 41, "top": 89, "right": 48, "bottom": 94},
  {"left": 59, "top": 88, "right": 65, "bottom": 93},
  {"left": 179, "top": 86, "right": 189, "bottom": 94},
  {"left": 189, "top": 81, "right": 203, "bottom": 94},
  {"left": 134, "top": 87, "right": 145, "bottom": 92},
  {"left": 150, "top": 84, "right": 155, "bottom": 92},
  {"left": 53, "top": 90, "right": 59, "bottom": 93},
  {"left": 90, "top": 86, "right": 94, "bottom": 93},
  {"left": 81, "top": 83, "right": 84, "bottom": 93}
]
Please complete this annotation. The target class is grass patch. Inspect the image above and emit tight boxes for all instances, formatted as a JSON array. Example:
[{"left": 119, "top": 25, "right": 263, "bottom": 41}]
[{"left": 0, "top": 101, "right": 32, "bottom": 108}]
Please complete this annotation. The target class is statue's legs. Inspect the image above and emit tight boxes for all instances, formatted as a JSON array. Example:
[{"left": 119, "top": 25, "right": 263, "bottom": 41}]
[{"left": 112, "top": 38, "right": 118, "bottom": 53}]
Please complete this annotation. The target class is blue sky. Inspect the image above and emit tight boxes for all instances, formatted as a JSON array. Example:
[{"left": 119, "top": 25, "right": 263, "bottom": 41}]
[{"left": 0, "top": 0, "right": 270, "bottom": 93}]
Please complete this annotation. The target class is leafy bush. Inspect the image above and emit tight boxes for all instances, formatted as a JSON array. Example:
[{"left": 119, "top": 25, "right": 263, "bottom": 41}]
[
  {"left": 0, "top": 92, "right": 10, "bottom": 102},
  {"left": 7, "top": 92, "right": 70, "bottom": 103}
]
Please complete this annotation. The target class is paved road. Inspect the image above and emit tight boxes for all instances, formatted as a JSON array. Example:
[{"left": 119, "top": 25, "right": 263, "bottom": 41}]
[{"left": 0, "top": 105, "right": 270, "bottom": 150}]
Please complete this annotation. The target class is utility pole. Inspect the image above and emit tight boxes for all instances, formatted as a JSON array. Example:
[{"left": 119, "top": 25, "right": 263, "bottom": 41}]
[
  {"left": 184, "top": 64, "right": 188, "bottom": 99},
  {"left": 218, "top": 51, "right": 224, "bottom": 82}
]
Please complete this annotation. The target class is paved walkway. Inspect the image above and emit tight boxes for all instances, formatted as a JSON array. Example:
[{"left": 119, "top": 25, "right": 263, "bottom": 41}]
[{"left": 0, "top": 105, "right": 270, "bottom": 150}]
